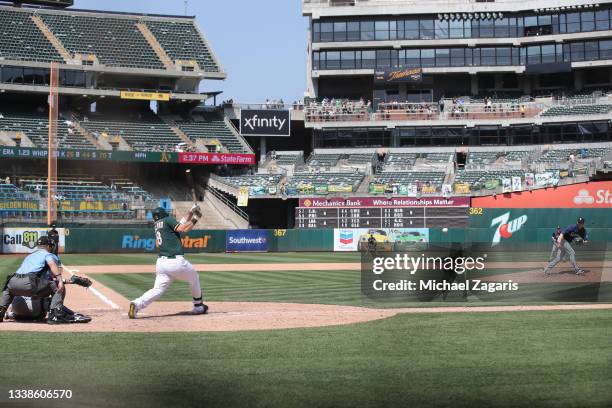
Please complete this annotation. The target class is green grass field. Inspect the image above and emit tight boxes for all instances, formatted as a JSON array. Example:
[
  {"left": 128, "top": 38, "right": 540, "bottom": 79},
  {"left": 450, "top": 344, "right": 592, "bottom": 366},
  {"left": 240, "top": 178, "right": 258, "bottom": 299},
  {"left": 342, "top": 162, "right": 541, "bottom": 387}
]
[
  {"left": 1, "top": 310, "right": 610, "bottom": 408},
  {"left": 1, "top": 253, "right": 611, "bottom": 407}
]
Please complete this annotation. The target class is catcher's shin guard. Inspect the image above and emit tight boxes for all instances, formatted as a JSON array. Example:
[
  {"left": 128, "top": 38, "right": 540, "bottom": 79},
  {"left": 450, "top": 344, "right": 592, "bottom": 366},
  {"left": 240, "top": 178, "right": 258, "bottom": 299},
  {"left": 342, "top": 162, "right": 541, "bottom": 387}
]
[{"left": 0, "top": 305, "right": 6, "bottom": 322}]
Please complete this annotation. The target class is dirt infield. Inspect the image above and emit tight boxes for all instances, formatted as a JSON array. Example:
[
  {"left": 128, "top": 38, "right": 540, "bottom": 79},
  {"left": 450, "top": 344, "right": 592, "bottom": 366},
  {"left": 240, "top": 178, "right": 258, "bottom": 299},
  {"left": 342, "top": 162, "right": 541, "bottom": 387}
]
[{"left": 1, "top": 261, "right": 611, "bottom": 333}]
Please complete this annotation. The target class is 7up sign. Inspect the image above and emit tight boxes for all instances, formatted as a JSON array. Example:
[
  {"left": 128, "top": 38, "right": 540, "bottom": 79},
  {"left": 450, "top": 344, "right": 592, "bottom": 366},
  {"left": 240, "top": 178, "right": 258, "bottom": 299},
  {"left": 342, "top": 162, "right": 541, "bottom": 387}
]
[{"left": 490, "top": 212, "right": 528, "bottom": 245}]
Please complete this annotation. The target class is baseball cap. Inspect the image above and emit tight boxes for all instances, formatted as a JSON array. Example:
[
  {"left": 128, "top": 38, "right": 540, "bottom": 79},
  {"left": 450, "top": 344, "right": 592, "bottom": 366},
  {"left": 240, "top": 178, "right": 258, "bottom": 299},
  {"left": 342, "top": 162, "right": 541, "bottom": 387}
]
[{"left": 577, "top": 217, "right": 585, "bottom": 224}]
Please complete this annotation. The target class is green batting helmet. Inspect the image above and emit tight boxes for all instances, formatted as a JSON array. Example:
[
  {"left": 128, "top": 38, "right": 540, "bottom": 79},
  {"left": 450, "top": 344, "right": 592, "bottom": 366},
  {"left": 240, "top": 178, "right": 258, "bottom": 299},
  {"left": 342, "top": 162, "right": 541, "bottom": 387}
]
[{"left": 152, "top": 207, "right": 169, "bottom": 221}]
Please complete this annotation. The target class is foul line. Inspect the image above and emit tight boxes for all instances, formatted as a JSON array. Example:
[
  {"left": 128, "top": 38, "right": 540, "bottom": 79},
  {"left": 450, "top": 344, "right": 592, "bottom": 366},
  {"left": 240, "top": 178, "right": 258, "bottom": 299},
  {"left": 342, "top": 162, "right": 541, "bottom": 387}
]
[{"left": 63, "top": 265, "right": 120, "bottom": 310}]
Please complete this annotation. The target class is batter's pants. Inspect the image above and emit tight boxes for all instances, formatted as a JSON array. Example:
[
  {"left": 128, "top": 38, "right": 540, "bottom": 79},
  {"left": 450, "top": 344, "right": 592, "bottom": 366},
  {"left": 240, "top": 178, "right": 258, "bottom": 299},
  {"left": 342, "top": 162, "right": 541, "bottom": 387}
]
[
  {"left": 132, "top": 256, "right": 202, "bottom": 311},
  {"left": 544, "top": 241, "right": 579, "bottom": 273}
]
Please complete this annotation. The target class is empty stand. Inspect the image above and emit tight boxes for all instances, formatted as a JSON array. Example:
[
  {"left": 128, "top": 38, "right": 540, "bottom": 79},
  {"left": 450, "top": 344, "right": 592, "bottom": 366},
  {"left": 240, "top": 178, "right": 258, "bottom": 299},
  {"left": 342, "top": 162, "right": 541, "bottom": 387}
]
[
  {"left": 77, "top": 112, "right": 182, "bottom": 152},
  {"left": 176, "top": 111, "right": 249, "bottom": 154},
  {"left": 145, "top": 20, "right": 220, "bottom": 72},
  {"left": 0, "top": 109, "right": 95, "bottom": 149},
  {"left": 40, "top": 12, "right": 164, "bottom": 69},
  {"left": 0, "top": 8, "right": 63, "bottom": 63}
]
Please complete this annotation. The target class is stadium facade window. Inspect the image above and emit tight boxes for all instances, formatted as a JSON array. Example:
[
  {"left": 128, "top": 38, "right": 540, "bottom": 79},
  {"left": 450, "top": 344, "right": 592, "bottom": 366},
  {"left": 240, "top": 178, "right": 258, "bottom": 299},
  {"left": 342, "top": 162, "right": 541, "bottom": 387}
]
[
  {"left": 361, "top": 21, "right": 375, "bottom": 41},
  {"left": 449, "top": 20, "right": 464, "bottom": 38},
  {"left": 581, "top": 11, "right": 595, "bottom": 32},
  {"left": 313, "top": 40, "right": 610, "bottom": 70},
  {"left": 375, "top": 20, "right": 390, "bottom": 40},
  {"left": 312, "top": 6, "right": 612, "bottom": 42},
  {"left": 404, "top": 19, "right": 419, "bottom": 39},
  {"left": 595, "top": 10, "right": 610, "bottom": 30},
  {"left": 570, "top": 42, "right": 585, "bottom": 61},
  {"left": 435, "top": 48, "right": 450, "bottom": 66},
  {"left": 601, "top": 40, "right": 612, "bottom": 59},
  {"left": 566, "top": 12, "right": 581, "bottom": 33},
  {"left": 334, "top": 22, "right": 347, "bottom": 41},
  {"left": 585, "top": 41, "right": 599, "bottom": 60},
  {"left": 435, "top": 19, "right": 449, "bottom": 39},
  {"left": 420, "top": 19, "right": 434, "bottom": 40}
]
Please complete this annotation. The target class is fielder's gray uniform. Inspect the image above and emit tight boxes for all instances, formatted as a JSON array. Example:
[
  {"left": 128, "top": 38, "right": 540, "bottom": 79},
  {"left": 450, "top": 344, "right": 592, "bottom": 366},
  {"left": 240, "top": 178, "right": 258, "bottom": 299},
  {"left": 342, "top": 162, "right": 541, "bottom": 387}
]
[{"left": 544, "top": 224, "right": 587, "bottom": 274}]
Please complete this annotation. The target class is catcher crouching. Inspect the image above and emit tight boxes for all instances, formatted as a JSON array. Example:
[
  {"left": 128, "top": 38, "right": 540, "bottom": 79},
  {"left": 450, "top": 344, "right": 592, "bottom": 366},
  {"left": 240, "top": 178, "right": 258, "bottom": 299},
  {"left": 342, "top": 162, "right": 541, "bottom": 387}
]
[{"left": 0, "top": 235, "right": 93, "bottom": 324}]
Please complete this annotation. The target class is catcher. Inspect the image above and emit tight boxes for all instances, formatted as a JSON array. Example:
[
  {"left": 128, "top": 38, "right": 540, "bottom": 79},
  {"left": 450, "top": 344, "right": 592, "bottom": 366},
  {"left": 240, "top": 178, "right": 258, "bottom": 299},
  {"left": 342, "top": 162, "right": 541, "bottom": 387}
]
[
  {"left": 0, "top": 235, "right": 92, "bottom": 324},
  {"left": 544, "top": 217, "right": 588, "bottom": 276},
  {"left": 5, "top": 274, "right": 92, "bottom": 322}
]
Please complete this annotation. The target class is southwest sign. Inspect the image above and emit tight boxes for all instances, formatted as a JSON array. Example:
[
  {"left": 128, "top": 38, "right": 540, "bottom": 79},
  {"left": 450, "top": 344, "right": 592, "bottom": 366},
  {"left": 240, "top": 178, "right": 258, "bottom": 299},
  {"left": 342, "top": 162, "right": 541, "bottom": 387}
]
[{"left": 472, "top": 181, "right": 612, "bottom": 208}]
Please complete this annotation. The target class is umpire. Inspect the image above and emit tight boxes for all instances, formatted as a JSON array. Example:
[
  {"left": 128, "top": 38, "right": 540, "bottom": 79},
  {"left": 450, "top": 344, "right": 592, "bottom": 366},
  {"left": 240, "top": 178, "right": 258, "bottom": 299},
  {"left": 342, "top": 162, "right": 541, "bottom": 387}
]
[{"left": 0, "top": 236, "right": 73, "bottom": 324}]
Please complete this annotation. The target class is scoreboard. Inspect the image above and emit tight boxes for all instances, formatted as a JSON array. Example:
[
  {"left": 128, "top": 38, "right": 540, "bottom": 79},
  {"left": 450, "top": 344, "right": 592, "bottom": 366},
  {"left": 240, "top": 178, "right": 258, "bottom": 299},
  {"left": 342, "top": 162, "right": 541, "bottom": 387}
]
[{"left": 295, "top": 197, "right": 470, "bottom": 229}]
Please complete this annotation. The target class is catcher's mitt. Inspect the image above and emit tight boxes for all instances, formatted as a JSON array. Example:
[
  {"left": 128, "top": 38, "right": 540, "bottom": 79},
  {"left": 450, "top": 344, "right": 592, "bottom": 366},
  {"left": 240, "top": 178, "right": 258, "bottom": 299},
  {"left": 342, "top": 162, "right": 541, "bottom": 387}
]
[{"left": 67, "top": 275, "right": 92, "bottom": 288}]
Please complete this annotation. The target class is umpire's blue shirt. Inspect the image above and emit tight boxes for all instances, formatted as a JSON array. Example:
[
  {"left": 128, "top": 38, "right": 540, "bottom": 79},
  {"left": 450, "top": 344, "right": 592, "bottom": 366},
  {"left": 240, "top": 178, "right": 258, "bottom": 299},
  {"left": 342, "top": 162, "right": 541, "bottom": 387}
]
[
  {"left": 15, "top": 249, "right": 60, "bottom": 280},
  {"left": 562, "top": 225, "right": 588, "bottom": 243}
]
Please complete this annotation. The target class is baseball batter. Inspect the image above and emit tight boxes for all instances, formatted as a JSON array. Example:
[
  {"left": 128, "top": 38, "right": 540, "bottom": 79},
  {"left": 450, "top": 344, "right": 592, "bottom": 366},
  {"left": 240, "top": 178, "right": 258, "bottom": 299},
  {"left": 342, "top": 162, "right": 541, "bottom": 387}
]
[
  {"left": 544, "top": 217, "right": 588, "bottom": 276},
  {"left": 128, "top": 206, "right": 207, "bottom": 318}
]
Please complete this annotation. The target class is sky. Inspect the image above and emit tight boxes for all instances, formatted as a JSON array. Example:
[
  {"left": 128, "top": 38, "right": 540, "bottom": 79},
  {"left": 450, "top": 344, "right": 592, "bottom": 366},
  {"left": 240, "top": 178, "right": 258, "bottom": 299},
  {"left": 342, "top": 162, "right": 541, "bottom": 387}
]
[{"left": 74, "top": 0, "right": 308, "bottom": 104}]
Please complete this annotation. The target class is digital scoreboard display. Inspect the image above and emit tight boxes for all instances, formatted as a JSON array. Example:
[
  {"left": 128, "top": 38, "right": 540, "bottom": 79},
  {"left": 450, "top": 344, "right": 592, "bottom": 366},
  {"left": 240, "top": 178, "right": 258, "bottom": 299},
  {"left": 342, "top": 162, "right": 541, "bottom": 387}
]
[{"left": 295, "top": 197, "right": 470, "bottom": 229}]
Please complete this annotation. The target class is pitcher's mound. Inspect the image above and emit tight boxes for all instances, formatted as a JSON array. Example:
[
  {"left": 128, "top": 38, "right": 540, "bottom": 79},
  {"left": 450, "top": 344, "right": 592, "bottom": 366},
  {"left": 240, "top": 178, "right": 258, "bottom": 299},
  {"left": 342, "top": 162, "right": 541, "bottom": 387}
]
[{"left": 0, "top": 302, "right": 395, "bottom": 333}]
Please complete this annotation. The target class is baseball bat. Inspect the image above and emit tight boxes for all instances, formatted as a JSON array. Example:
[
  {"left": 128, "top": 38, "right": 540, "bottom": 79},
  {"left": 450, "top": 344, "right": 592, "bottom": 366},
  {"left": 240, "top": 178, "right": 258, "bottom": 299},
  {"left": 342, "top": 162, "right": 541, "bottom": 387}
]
[{"left": 185, "top": 169, "right": 197, "bottom": 204}]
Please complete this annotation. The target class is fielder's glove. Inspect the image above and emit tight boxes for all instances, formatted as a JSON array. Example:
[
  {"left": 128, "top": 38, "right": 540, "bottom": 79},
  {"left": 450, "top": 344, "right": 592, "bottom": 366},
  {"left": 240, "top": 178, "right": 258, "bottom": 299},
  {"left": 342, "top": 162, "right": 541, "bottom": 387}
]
[{"left": 67, "top": 275, "right": 92, "bottom": 288}]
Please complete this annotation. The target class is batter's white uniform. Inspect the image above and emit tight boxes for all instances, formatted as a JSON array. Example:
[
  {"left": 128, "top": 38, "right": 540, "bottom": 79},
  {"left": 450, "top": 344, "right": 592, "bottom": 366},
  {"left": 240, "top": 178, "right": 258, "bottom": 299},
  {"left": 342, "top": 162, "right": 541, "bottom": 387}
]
[{"left": 132, "top": 256, "right": 202, "bottom": 311}]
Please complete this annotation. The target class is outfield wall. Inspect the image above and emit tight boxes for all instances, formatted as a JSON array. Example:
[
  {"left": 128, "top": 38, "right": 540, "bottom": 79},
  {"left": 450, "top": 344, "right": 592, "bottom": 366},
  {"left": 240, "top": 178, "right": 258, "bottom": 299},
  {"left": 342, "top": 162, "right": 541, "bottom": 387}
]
[{"left": 42, "top": 209, "right": 611, "bottom": 253}]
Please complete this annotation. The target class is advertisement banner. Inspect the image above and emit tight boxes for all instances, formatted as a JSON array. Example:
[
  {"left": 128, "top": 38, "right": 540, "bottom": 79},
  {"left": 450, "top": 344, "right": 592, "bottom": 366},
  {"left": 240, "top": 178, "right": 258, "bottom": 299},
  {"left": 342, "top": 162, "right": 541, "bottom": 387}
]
[
  {"left": 374, "top": 67, "right": 423, "bottom": 83},
  {"left": 333, "top": 228, "right": 430, "bottom": 252},
  {"left": 511, "top": 176, "right": 522, "bottom": 192},
  {"left": 1, "top": 228, "right": 65, "bottom": 254},
  {"left": 472, "top": 181, "right": 612, "bottom": 208},
  {"left": 58, "top": 201, "right": 127, "bottom": 211},
  {"left": 328, "top": 184, "right": 352, "bottom": 193},
  {"left": 454, "top": 183, "right": 470, "bottom": 194},
  {"left": 119, "top": 91, "right": 171, "bottom": 101},
  {"left": 314, "top": 185, "right": 329, "bottom": 195},
  {"left": 299, "top": 196, "right": 470, "bottom": 208},
  {"left": 237, "top": 186, "right": 249, "bottom": 207},
  {"left": 178, "top": 152, "right": 255, "bottom": 165},
  {"left": 226, "top": 230, "right": 268, "bottom": 252},
  {"left": 535, "top": 172, "right": 559, "bottom": 187},
  {"left": 525, "top": 173, "right": 535, "bottom": 187},
  {"left": 502, "top": 178, "right": 512, "bottom": 193},
  {"left": 0, "top": 200, "right": 39, "bottom": 210},
  {"left": 240, "top": 109, "right": 291, "bottom": 137}
]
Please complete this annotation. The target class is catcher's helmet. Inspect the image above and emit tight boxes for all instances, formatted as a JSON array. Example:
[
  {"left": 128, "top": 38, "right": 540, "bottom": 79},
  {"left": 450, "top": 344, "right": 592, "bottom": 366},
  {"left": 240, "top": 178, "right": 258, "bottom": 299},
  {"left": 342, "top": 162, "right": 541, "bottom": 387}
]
[
  {"left": 36, "top": 236, "right": 57, "bottom": 253},
  {"left": 152, "top": 207, "right": 169, "bottom": 221}
]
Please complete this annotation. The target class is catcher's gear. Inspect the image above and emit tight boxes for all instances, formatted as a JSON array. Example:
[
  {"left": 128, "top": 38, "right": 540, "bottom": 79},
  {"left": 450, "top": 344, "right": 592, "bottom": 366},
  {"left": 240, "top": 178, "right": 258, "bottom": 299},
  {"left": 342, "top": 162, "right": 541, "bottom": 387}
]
[
  {"left": 36, "top": 235, "right": 58, "bottom": 254},
  {"left": 66, "top": 275, "right": 92, "bottom": 288},
  {"left": 152, "top": 207, "right": 169, "bottom": 221}
]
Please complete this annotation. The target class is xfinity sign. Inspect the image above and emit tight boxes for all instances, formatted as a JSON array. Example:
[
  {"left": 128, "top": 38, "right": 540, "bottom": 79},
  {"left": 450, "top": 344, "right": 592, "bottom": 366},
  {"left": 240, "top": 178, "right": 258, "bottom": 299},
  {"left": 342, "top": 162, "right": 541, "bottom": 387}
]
[{"left": 240, "top": 109, "right": 290, "bottom": 137}]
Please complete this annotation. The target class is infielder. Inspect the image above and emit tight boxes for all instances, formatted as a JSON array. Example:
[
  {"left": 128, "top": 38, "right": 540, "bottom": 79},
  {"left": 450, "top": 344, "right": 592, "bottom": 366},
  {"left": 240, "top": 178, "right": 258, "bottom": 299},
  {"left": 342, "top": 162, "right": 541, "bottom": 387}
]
[
  {"left": 544, "top": 217, "right": 588, "bottom": 276},
  {"left": 128, "top": 206, "right": 207, "bottom": 318}
]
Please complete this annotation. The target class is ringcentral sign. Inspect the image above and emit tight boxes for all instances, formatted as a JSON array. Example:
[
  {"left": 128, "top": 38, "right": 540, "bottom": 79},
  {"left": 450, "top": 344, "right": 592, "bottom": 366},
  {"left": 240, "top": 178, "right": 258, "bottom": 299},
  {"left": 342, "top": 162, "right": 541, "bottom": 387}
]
[{"left": 240, "top": 109, "right": 291, "bottom": 137}]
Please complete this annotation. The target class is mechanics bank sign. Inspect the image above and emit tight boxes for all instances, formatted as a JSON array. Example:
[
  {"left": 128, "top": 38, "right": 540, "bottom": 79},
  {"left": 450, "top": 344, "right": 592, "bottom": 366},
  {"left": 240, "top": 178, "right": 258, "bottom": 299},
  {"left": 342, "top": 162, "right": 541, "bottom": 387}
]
[{"left": 226, "top": 230, "right": 268, "bottom": 252}]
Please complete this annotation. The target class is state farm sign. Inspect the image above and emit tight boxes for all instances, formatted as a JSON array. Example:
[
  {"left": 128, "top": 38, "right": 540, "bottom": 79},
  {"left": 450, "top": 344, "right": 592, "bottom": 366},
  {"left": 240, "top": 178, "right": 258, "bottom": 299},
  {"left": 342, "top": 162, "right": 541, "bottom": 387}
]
[{"left": 472, "top": 181, "right": 612, "bottom": 208}]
